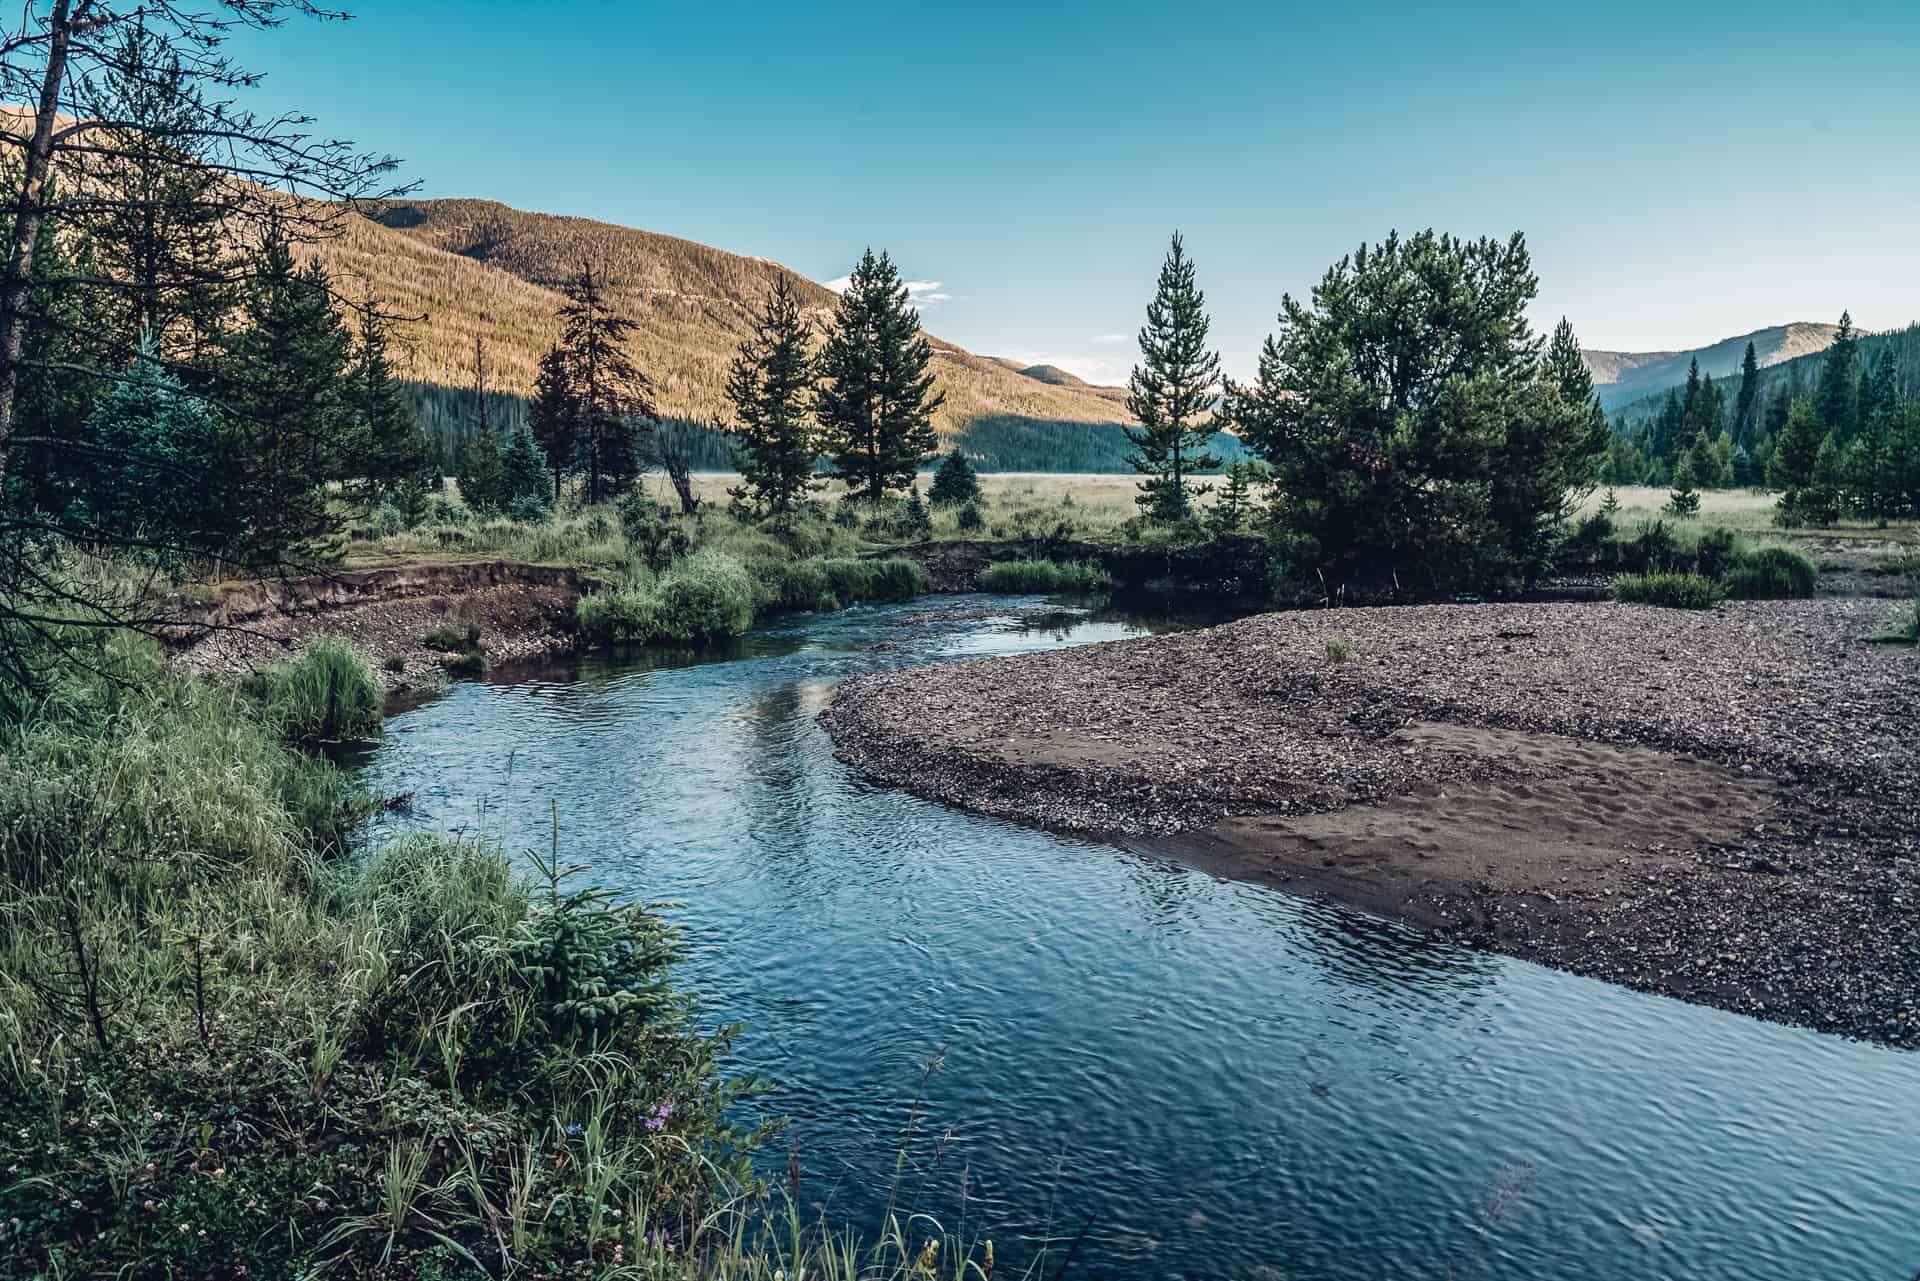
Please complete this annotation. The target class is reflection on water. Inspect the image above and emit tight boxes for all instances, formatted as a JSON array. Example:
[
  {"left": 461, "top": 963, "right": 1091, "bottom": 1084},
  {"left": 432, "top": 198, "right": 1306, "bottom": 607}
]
[{"left": 357, "top": 595, "right": 1920, "bottom": 1280}]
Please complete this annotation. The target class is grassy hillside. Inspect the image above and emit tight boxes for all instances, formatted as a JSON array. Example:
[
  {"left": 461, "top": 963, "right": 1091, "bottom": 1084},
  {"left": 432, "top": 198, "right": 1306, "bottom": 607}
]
[
  {"left": 1585, "top": 322, "right": 1848, "bottom": 410},
  {"left": 307, "top": 199, "right": 1140, "bottom": 468}
]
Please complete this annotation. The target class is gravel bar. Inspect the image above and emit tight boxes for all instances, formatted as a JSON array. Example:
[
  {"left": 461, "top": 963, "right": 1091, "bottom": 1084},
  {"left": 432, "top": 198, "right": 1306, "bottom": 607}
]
[{"left": 823, "top": 600, "right": 1920, "bottom": 1046}]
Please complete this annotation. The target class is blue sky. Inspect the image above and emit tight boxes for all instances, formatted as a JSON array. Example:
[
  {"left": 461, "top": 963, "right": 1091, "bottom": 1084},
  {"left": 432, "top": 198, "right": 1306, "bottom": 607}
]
[{"left": 228, "top": 0, "right": 1920, "bottom": 384}]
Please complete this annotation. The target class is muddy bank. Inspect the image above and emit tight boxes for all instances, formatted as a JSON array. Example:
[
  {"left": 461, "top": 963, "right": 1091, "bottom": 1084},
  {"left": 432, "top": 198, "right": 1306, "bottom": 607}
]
[
  {"left": 823, "top": 599, "right": 1920, "bottom": 1045},
  {"left": 167, "top": 560, "right": 592, "bottom": 689}
]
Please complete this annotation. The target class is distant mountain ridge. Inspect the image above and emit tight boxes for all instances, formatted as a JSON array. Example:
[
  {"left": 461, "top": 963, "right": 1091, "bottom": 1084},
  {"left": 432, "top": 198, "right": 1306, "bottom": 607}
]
[{"left": 1583, "top": 323, "right": 1850, "bottom": 410}]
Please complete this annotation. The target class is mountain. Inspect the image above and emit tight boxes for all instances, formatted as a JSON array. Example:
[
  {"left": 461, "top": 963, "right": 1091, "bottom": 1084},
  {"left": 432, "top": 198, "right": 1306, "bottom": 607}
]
[
  {"left": 1608, "top": 322, "right": 1920, "bottom": 429},
  {"left": 305, "top": 199, "right": 1139, "bottom": 468},
  {"left": 987, "top": 357, "right": 1129, "bottom": 403},
  {"left": 1583, "top": 323, "right": 1851, "bottom": 410}
]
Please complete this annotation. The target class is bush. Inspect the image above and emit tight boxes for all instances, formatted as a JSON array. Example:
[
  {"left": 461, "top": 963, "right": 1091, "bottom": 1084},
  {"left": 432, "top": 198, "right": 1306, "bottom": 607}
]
[
  {"left": 653, "top": 551, "right": 757, "bottom": 642},
  {"left": 1725, "top": 546, "right": 1819, "bottom": 599},
  {"left": 928, "top": 448, "right": 981, "bottom": 506},
  {"left": 508, "top": 493, "right": 551, "bottom": 524},
  {"left": 1614, "top": 571, "right": 1723, "bottom": 609},
  {"left": 422, "top": 620, "right": 481, "bottom": 652},
  {"left": 1694, "top": 526, "right": 1740, "bottom": 578},
  {"left": 428, "top": 495, "right": 470, "bottom": 526},
  {"left": 956, "top": 499, "right": 986, "bottom": 532},
  {"left": 979, "top": 557, "right": 1112, "bottom": 594},
  {"left": 576, "top": 583, "right": 661, "bottom": 644},
  {"left": 256, "top": 638, "right": 383, "bottom": 743},
  {"left": 619, "top": 495, "right": 690, "bottom": 571},
  {"left": 441, "top": 650, "right": 488, "bottom": 677}
]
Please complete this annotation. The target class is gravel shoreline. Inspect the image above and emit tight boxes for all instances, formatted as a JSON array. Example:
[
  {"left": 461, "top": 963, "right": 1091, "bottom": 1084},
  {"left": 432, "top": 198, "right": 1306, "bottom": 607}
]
[{"left": 823, "top": 600, "right": 1920, "bottom": 1046}]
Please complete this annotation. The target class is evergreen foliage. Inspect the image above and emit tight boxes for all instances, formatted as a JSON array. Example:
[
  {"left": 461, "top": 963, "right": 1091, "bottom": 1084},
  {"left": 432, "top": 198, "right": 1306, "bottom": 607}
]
[
  {"left": 499, "top": 424, "right": 553, "bottom": 516},
  {"left": 1124, "top": 233, "right": 1222, "bottom": 521},
  {"left": 815, "top": 248, "right": 945, "bottom": 500},
  {"left": 1227, "top": 230, "right": 1602, "bottom": 593},
  {"left": 206, "top": 227, "right": 355, "bottom": 563},
  {"left": 459, "top": 418, "right": 507, "bottom": 515},
  {"left": 927, "top": 447, "right": 981, "bottom": 506},
  {"left": 76, "top": 334, "right": 222, "bottom": 550},
  {"left": 724, "top": 277, "right": 819, "bottom": 515},
  {"left": 534, "top": 265, "right": 657, "bottom": 503},
  {"left": 343, "top": 303, "right": 431, "bottom": 506}
]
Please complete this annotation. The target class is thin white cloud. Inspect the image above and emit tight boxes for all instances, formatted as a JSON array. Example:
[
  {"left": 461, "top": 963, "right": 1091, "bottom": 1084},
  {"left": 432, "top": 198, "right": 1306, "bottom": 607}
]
[
  {"left": 1089, "top": 333, "right": 1130, "bottom": 345},
  {"left": 999, "top": 351, "right": 1131, "bottom": 388},
  {"left": 817, "top": 276, "right": 948, "bottom": 307}
]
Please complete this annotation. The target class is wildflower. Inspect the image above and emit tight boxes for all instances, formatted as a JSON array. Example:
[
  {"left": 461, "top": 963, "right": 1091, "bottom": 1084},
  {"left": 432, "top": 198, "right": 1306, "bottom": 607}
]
[
  {"left": 211, "top": 1168, "right": 226, "bottom": 1179},
  {"left": 610, "top": 1208, "right": 622, "bottom": 1219},
  {"left": 565, "top": 1122, "right": 584, "bottom": 1138},
  {"left": 178, "top": 1223, "right": 191, "bottom": 1234},
  {"left": 644, "top": 1100, "right": 673, "bottom": 1132},
  {"left": 143, "top": 1200, "right": 156, "bottom": 1211}
]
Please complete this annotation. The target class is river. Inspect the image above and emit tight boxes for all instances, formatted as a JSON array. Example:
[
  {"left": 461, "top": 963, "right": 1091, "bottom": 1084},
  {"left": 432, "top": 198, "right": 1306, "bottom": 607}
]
[{"left": 353, "top": 595, "right": 1920, "bottom": 1280}]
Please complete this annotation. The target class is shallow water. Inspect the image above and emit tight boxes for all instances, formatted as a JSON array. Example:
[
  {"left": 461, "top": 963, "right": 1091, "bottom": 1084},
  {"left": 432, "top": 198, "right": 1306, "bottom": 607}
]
[{"left": 355, "top": 596, "right": 1920, "bottom": 1280}]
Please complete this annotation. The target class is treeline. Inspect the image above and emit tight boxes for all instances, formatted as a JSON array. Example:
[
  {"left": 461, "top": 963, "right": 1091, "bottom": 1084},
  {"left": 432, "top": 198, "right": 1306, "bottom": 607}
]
[{"left": 1606, "top": 319, "right": 1920, "bottom": 523}]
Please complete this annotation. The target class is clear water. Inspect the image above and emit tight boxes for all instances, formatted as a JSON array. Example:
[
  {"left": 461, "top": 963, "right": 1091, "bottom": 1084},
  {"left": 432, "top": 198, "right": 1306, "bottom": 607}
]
[{"left": 354, "top": 596, "right": 1920, "bottom": 1280}]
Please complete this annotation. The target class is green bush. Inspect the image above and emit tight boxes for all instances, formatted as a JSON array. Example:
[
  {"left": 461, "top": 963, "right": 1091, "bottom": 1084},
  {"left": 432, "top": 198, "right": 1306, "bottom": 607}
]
[
  {"left": 619, "top": 494, "right": 690, "bottom": 571},
  {"left": 980, "top": 557, "right": 1112, "bottom": 594},
  {"left": 1614, "top": 571, "right": 1723, "bottom": 609},
  {"left": 422, "top": 621, "right": 481, "bottom": 652},
  {"left": 956, "top": 499, "right": 986, "bottom": 532},
  {"left": 1724, "top": 546, "right": 1819, "bottom": 599},
  {"left": 653, "top": 551, "right": 757, "bottom": 642},
  {"left": 256, "top": 638, "right": 383, "bottom": 743},
  {"left": 1694, "top": 526, "right": 1740, "bottom": 578},
  {"left": 576, "top": 582, "right": 662, "bottom": 644}
]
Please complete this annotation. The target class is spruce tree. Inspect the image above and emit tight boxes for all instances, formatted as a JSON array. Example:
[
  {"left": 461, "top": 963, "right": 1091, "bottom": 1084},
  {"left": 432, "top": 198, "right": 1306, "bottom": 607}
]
[
  {"left": 208, "top": 227, "right": 354, "bottom": 562},
  {"left": 1768, "top": 398, "right": 1825, "bottom": 493},
  {"left": 547, "top": 265, "right": 656, "bottom": 504},
  {"left": 927, "top": 447, "right": 980, "bottom": 507},
  {"left": 500, "top": 424, "right": 553, "bottom": 518},
  {"left": 461, "top": 419, "right": 506, "bottom": 515},
  {"left": 81, "top": 333, "right": 221, "bottom": 549},
  {"left": 815, "top": 248, "right": 945, "bottom": 502},
  {"left": 344, "top": 303, "right": 429, "bottom": 505},
  {"left": 528, "top": 341, "right": 575, "bottom": 503},
  {"left": 724, "top": 276, "right": 819, "bottom": 515},
  {"left": 1124, "top": 233, "right": 1221, "bottom": 521},
  {"left": 1665, "top": 452, "right": 1701, "bottom": 517},
  {"left": 1732, "top": 340, "right": 1761, "bottom": 446},
  {"left": 1816, "top": 311, "right": 1860, "bottom": 439}
]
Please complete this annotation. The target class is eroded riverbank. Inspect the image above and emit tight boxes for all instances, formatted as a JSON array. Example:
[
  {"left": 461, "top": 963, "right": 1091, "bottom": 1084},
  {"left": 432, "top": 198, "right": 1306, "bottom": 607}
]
[{"left": 823, "top": 599, "right": 1920, "bottom": 1045}]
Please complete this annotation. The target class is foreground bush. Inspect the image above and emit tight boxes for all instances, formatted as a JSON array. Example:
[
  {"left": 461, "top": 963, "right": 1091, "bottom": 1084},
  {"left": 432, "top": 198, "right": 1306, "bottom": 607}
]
[
  {"left": 1614, "top": 571, "right": 1723, "bottom": 609},
  {"left": 1724, "top": 546, "right": 1819, "bottom": 599},
  {"left": 980, "top": 557, "right": 1112, "bottom": 594},
  {"left": 254, "top": 637, "right": 383, "bottom": 743}
]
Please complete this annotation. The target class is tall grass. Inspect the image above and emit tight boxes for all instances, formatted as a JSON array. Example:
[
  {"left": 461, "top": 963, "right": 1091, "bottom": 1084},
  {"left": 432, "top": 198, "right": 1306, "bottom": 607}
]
[
  {"left": 1614, "top": 571, "right": 1724, "bottom": 609},
  {"left": 254, "top": 637, "right": 384, "bottom": 743},
  {"left": 979, "top": 557, "right": 1112, "bottom": 595}
]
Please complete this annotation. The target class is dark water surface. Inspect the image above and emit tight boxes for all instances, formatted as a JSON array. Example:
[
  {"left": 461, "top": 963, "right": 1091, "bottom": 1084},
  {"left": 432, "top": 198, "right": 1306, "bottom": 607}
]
[{"left": 355, "top": 596, "right": 1920, "bottom": 1280}]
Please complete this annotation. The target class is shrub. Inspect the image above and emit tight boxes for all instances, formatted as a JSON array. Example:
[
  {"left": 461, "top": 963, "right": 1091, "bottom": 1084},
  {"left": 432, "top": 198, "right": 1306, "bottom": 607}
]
[
  {"left": 428, "top": 496, "right": 470, "bottom": 526},
  {"left": 956, "top": 500, "right": 986, "bottom": 532},
  {"left": 1725, "top": 546, "right": 1819, "bottom": 599},
  {"left": 576, "top": 583, "right": 661, "bottom": 644},
  {"left": 1326, "top": 635, "right": 1353, "bottom": 664},
  {"left": 422, "top": 621, "right": 481, "bottom": 652},
  {"left": 441, "top": 650, "right": 487, "bottom": 677},
  {"left": 619, "top": 495, "right": 690, "bottom": 571},
  {"left": 653, "top": 551, "right": 756, "bottom": 643},
  {"left": 256, "top": 638, "right": 383, "bottom": 743},
  {"left": 1614, "top": 571, "right": 1723, "bottom": 609},
  {"left": 979, "top": 557, "right": 1112, "bottom": 594},
  {"left": 1694, "top": 526, "right": 1740, "bottom": 578},
  {"left": 1624, "top": 519, "right": 1678, "bottom": 573},
  {"left": 508, "top": 493, "right": 551, "bottom": 524}
]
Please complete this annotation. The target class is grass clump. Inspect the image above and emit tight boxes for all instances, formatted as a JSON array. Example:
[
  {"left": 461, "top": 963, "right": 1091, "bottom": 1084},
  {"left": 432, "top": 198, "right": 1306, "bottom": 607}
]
[
  {"left": 1326, "top": 635, "right": 1353, "bottom": 664},
  {"left": 979, "top": 557, "right": 1112, "bottom": 595},
  {"left": 1614, "top": 571, "right": 1724, "bottom": 609},
  {"left": 422, "top": 619, "right": 481, "bottom": 652},
  {"left": 1724, "top": 546, "right": 1819, "bottom": 599},
  {"left": 254, "top": 637, "right": 383, "bottom": 744}
]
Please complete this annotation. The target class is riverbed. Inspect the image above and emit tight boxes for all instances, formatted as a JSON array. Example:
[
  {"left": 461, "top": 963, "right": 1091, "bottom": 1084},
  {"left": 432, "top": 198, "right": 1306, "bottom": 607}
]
[{"left": 353, "top": 596, "right": 1920, "bottom": 1280}]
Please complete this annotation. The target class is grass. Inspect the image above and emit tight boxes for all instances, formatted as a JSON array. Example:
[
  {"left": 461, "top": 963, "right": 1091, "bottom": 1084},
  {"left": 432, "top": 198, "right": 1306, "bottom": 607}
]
[
  {"left": 979, "top": 557, "right": 1113, "bottom": 595},
  {"left": 1724, "top": 546, "right": 1819, "bottom": 599},
  {"left": 1614, "top": 571, "right": 1724, "bottom": 609},
  {"left": 1577, "top": 485, "right": 1920, "bottom": 545},
  {"left": 252, "top": 637, "right": 384, "bottom": 744}
]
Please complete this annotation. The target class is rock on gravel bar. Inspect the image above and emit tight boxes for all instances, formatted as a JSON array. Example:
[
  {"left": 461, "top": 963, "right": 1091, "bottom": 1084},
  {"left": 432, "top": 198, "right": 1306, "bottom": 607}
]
[{"left": 822, "top": 599, "right": 1920, "bottom": 1047}]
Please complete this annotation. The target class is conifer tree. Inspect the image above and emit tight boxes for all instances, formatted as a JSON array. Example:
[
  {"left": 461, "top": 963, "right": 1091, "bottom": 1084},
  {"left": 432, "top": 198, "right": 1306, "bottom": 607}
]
[
  {"left": 724, "top": 277, "right": 819, "bottom": 515},
  {"left": 528, "top": 341, "right": 575, "bottom": 503},
  {"left": 927, "top": 447, "right": 980, "bottom": 507},
  {"left": 1124, "top": 233, "right": 1221, "bottom": 521},
  {"left": 816, "top": 249, "right": 945, "bottom": 501},
  {"left": 1816, "top": 311, "right": 1860, "bottom": 439},
  {"left": 80, "top": 333, "right": 221, "bottom": 548},
  {"left": 544, "top": 265, "right": 656, "bottom": 504},
  {"left": 461, "top": 418, "right": 506, "bottom": 515},
  {"left": 500, "top": 424, "right": 552, "bottom": 518},
  {"left": 1665, "top": 452, "right": 1701, "bottom": 517},
  {"left": 208, "top": 227, "right": 354, "bottom": 561},
  {"left": 344, "top": 302, "right": 430, "bottom": 505},
  {"left": 1732, "top": 340, "right": 1761, "bottom": 446},
  {"left": 1768, "top": 398, "right": 1825, "bottom": 494}
]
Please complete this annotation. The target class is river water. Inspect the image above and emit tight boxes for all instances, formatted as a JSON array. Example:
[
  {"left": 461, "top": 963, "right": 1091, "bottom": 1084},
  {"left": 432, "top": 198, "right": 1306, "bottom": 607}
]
[{"left": 353, "top": 595, "right": 1920, "bottom": 1280}]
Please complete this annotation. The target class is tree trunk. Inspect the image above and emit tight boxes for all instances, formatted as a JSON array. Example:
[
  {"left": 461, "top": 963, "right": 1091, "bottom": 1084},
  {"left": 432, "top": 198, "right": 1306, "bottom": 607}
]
[{"left": 0, "top": 1, "right": 78, "bottom": 507}]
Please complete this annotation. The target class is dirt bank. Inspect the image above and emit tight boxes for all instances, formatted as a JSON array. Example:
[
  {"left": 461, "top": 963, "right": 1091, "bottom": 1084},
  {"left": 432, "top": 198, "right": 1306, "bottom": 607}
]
[
  {"left": 823, "top": 599, "right": 1920, "bottom": 1045},
  {"left": 167, "top": 560, "right": 592, "bottom": 689}
]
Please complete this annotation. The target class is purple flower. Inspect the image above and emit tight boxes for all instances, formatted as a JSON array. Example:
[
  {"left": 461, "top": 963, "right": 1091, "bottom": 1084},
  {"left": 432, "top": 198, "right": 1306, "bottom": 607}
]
[{"left": 644, "top": 1100, "right": 674, "bottom": 1132}]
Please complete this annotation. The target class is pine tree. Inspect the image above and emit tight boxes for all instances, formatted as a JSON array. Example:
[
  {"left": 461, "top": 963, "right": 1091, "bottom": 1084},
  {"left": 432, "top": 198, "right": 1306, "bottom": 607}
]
[
  {"left": 344, "top": 302, "right": 429, "bottom": 506},
  {"left": 461, "top": 418, "right": 506, "bottom": 515},
  {"left": 1816, "top": 311, "right": 1860, "bottom": 439},
  {"left": 816, "top": 249, "right": 945, "bottom": 501},
  {"left": 1768, "top": 398, "right": 1825, "bottom": 493},
  {"left": 723, "top": 277, "right": 819, "bottom": 515},
  {"left": 1124, "top": 233, "right": 1221, "bottom": 521},
  {"left": 208, "top": 226, "right": 354, "bottom": 562},
  {"left": 1801, "top": 433, "right": 1844, "bottom": 526},
  {"left": 528, "top": 341, "right": 575, "bottom": 503},
  {"left": 1206, "top": 459, "right": 1258, "bottom": 536},
  {"left": 927, "top": 447, "right": 980, "bottom": 507},
  {"left": 1543, "top": 316, "right": 1611, "bottom": 488},
  {"left": 1665, "top": 452, "right": 1701, "bottom": 517},
  {"left": 500, "top": 424, "right": 552, "bottom": 518},
  {"left": 80, "top": 332, "right": 221, "bottom": 549},
  {"left": 1732, "top": 341, "right": 1761, "bottom": 446},
  {"left": 549, "top": 265, "right": 656, "bottom": 504}
]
